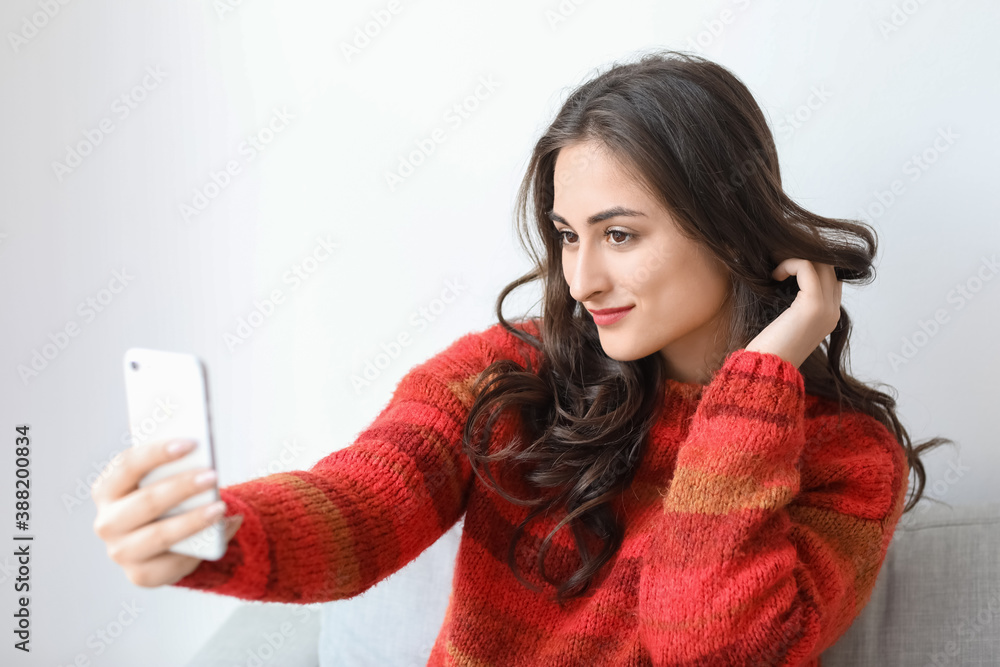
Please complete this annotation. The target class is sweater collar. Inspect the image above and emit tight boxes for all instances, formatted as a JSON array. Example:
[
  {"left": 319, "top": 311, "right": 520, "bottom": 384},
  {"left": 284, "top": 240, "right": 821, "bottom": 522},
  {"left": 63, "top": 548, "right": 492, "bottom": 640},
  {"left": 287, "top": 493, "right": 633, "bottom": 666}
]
[{"left": 663, "top": 376, "right": 707, "bottom": 403}]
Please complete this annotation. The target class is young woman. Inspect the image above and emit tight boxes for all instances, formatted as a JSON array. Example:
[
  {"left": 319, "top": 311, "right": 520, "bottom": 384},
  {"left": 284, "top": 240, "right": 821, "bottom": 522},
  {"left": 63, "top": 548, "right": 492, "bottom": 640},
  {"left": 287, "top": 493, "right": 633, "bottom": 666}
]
[{"left": 91, "top": 50, "right": 950, "bottom": 666}]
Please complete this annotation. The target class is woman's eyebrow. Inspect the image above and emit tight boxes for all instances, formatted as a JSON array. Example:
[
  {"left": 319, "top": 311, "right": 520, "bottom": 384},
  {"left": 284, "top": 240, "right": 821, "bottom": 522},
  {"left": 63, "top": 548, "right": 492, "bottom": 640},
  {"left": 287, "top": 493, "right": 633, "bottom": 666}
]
[{"left": 547, "top": 206, "right": 646, "bottom": 226}]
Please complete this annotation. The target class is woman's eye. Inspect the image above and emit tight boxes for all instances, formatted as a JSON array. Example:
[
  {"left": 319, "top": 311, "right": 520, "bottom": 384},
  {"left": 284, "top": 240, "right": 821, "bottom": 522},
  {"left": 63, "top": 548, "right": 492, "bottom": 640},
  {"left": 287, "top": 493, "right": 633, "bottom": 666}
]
[
  {"left": 555, "top": 229, "right": 633, "bottom": 246},
  {"left": 557, "top": 230, "right": 577, "bottom": 244},
  {"left": 607, "top": 230, "right": 632, "bottom": 245}
]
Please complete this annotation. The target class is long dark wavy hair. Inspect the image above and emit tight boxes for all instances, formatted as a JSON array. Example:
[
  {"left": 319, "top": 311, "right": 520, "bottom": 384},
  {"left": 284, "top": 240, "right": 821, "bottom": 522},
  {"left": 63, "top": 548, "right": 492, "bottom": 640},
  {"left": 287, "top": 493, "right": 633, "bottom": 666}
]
[{"left": 459, "top": 49, "right": 954, "bottom": 606}]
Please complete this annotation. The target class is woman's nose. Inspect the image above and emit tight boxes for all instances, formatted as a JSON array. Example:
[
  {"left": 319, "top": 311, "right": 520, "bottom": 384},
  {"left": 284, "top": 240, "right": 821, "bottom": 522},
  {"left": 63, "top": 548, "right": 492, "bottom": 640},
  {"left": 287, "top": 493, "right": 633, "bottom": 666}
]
[{"left": 567, "top": 241, "right": 611, "bottom": 303}]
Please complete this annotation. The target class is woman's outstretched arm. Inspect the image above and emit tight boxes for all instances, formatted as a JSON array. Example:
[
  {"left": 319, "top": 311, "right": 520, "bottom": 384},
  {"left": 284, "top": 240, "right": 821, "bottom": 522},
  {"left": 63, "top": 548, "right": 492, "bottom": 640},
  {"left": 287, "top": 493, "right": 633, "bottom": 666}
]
[{"left": 171, "top": 325, "right": 520, "bottom": 603}]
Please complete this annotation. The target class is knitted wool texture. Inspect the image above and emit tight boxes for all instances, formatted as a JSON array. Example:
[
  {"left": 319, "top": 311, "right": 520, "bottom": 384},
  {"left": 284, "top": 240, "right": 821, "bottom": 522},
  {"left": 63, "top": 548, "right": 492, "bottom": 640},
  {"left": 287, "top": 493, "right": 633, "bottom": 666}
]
[{"left": 173, "top": 318, "right": 910, "bottom": 666}]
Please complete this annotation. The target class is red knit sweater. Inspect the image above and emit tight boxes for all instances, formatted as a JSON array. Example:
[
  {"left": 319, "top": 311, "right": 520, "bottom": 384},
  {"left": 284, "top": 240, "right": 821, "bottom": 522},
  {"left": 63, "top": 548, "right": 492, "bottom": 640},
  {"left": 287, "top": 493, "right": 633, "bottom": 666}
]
[{"left": 173, "top": 318, "right": 910, "bottom": 666}]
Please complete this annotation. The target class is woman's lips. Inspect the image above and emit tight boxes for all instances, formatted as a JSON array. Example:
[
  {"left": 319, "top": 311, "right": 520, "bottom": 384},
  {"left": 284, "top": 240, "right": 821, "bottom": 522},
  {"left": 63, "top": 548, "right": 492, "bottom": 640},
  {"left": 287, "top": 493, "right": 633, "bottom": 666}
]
[{"left": 589, "top": 306, "right": 634, "bottom": 326}]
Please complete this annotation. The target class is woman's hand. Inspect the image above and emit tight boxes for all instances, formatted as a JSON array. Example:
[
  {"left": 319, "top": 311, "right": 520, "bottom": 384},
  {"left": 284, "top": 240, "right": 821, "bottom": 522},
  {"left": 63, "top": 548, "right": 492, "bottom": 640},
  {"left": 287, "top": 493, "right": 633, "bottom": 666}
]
[
  {"left": 91, "top": 439, "right": 243, "bottom": 588},
  {"left": 744, "top": 259, "right": 843, "bottom": 369}
]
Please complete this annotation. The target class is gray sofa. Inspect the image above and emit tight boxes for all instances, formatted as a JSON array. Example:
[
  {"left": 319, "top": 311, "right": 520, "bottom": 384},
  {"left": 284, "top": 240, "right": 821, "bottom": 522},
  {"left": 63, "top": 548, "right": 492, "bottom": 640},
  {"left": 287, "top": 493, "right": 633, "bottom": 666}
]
[{"left": 184, "top": 500, "right": 1000, "bottom": 666}]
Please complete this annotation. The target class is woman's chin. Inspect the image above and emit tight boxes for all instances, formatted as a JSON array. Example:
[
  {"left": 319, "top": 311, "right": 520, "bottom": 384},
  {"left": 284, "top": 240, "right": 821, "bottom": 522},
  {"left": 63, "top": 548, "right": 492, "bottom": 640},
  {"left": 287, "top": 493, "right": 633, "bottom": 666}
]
[{"left": 597, "top": 339, "right": 648, "bottom": 363}]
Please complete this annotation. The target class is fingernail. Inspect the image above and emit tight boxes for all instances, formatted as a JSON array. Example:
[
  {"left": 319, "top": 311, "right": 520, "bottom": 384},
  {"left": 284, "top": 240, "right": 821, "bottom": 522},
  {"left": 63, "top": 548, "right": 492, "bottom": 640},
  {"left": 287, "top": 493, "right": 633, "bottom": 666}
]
[
  {"left": 167, "top": 439, "right": 196, "bottom": 455},
  {"left": 203, "top": 501, "right": 226, "bottom": 520},
  {"left": 194, "top": 469, "right": 217, "bottom": 487}
]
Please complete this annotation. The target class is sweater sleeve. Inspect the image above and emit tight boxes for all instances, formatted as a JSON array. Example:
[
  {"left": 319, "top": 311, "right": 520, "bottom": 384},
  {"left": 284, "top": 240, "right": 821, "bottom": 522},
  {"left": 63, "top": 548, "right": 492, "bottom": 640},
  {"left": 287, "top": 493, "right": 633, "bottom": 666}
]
[
  {"left": 170, "top": 325, "right": 515, "bottom": 603},
  {"left": 637, "top": 348, "right": 910, "bottom": 666}
]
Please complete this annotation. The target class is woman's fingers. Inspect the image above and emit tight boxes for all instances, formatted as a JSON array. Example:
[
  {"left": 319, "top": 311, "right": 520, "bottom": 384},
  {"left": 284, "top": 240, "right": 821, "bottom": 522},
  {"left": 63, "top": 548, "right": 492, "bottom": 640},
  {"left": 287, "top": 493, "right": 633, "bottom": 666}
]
[
  {"left": 93, "top": 464, "right": 217, "bottom": 542},
  {"left": 773, "top": 259, "right": 843, "bottom": 328},
  {"left": 775, "top": 259, "right": 842, "bottom": 295},
  {"left": 91, "top": 438, "right": 193, "bottom": 506},
  {"left": 775, "top": 258, "right": 820, "bottom": 302},
  {"left": 90, "top": 438, "right": 240, "bottom": 589},
  {"left": 814, "top": 262, "right": 843, "bottom": 317},
  {"left": 105, "top": 498, "right": 227, "bottom": 565},
  {"left": 119, "top": 549, "right": 204, "bottom": 589}
]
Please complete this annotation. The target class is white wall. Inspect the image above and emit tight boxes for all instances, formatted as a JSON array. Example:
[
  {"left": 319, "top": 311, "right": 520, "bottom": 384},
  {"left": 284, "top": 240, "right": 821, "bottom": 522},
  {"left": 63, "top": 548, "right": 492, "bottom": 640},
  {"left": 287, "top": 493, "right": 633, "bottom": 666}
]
[{"left": 0, "top": 0, "right": 996, "bottom": 664}]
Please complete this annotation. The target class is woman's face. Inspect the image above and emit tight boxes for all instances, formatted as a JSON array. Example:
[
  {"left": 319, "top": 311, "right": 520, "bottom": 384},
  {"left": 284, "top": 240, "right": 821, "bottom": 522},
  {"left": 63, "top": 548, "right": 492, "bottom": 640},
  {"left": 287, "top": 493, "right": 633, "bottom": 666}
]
[{"left": 550, "top": 140, "right": 733, "bottom": 385}]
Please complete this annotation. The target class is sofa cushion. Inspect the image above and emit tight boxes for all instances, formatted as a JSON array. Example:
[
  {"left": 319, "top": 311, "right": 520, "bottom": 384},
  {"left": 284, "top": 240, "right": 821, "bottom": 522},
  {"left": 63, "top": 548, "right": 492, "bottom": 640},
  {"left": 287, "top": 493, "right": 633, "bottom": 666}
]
[
  {"left": 822, "top": 501, "right": 1000, "bottom": 666},
  {"left": 184, "top": 600, "right": 323, "bottom": 667}
]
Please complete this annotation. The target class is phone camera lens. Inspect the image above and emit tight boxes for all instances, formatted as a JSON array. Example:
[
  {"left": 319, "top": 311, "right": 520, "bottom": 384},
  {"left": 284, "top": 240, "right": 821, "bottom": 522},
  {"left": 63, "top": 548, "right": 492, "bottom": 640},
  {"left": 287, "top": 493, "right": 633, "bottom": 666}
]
[{"left": 130, "top": 361, "right": 139, "bottom": 371}]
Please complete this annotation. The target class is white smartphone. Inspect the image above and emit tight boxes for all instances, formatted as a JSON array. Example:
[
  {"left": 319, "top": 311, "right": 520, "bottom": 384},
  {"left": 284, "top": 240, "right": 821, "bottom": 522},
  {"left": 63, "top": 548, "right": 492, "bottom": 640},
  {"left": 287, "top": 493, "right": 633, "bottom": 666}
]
[{"left": 122, "top": 348, "right": 226, "bottom": 561}]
